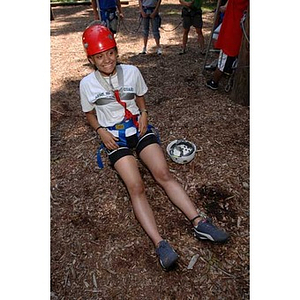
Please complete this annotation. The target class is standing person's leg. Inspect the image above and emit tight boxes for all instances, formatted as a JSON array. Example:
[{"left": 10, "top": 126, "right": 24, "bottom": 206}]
[
  {"left": 206, "top": 50, "right": 235, "bottom": 90},
  {"left": 180, "top": 27, "right": 190, "bottom": 54},
  {"left": 195, "top": 27, "right": 205, "bottom": 54},
  {"left": 194, "top": 11, "right": 205, "bottom": 54},
  {"left": 152, "top": 15, "right": 162, "bottom": 54},
  {"left": 114, "top": 155, "right": 163, "bottom": 246},
  {"left": 180, "top": 10, "right": 191, "bottom": 54},
  {"left": 141, "top": 13, "right": 150, "bottom": 54}
]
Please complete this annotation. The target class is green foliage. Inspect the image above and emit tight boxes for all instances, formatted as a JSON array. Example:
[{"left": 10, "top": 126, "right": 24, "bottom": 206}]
[
  {"left": 202, "top": 0, "right": 218, "bottom": 11},
  {"left": 50, "top": 0, "right": 90, "bottom": 3}
]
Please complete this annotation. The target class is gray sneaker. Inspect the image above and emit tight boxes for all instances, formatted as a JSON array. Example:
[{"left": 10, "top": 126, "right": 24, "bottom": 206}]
[
  {"left": 193, "top": 218, "right": 229, "bottom": 242},
  {"left": 155, "top": 240, "right": 178, "bottom": 270}
]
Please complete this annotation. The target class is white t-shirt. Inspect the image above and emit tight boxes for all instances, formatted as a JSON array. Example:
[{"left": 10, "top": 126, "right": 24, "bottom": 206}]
[{"left": 80, "top": 64, "right": 148, "bottom": 127}]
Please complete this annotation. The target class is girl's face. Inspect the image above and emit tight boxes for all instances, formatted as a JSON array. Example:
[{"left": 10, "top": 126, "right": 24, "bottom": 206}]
[{"left": 90, "top": 48, "right": 117, "bottom": 76}]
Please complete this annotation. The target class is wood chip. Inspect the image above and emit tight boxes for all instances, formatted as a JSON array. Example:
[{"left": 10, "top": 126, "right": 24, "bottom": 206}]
[{"left": 187, "top": 254, "right": 200, "bottom": 269}]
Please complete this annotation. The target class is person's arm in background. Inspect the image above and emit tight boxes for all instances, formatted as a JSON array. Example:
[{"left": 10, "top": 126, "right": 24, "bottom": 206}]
[
  {"left": 179, "top": 0, "right": 194, "bottom": 8},
  {"left": 116, "top": 0, "right": 124, "bottom": 18},
  {"left": 91, "top": 0, "right": 99, "bottom": 20},
  {"left": 151, "top": 0, "right": 162, "bottom": 18}
]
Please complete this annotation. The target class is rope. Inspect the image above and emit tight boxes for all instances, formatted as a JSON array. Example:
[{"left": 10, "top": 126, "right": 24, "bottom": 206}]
[
  {"left": 118, "top": 16, "right": 143, "bottom": 35},
  {"left": 118, "top": 15, "right": 182, "bottom": 35},
  {"left": 240, "top": 11, "right": 250, "bottom": 44},
  {"left": 160, "top": 20, "right": 182, "bottom": 32}
]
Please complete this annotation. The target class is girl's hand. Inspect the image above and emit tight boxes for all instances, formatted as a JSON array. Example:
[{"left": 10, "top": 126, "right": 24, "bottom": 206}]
[
  {"left": 99, "top": 129, "right": 119, "bottom": 150},
  {"left": 138, "top": 113, "right": 148, "bottom": 137}
]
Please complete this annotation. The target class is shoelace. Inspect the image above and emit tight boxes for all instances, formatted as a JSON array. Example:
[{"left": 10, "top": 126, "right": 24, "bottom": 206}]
[{"left": 197, "top": 218, "right": 218, "bottom": 230}]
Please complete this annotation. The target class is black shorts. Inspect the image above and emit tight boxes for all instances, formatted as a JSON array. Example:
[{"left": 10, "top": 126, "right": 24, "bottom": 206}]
[
  {"left": 106, "top": 131, "right": 159, "bottom": 167},
  {"left": 182, "top": 7, "right": 203, "bottom": 29}
]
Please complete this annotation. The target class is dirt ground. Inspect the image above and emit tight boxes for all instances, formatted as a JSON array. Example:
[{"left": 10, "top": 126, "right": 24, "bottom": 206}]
[{"left": 50, "top": 1, "right": 249, "bottom": 299}]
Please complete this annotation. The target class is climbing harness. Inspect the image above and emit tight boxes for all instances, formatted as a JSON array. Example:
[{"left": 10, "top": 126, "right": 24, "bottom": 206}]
[
  {"left": 95, "top": 1, "right": 119, "bottom": 34},
  {"left": 94, "top": 65, "right": 139, "bottom": 128},
  {"left": 94, "top": 65, "right": 160, "bottom": 168}
]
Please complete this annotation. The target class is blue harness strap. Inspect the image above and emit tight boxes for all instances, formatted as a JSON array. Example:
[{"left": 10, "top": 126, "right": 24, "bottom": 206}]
[
  {"left": 96, "top": 121, "right": 161, "bottom": 169},
  {"left": 96, "top": 118, "right": 136, "bottom": 169},
  {"left": 94, "top": 67, "right": 161, "bottom": 169},
  {"left": 107, "top": 117, "right": 137, "bottom": 147},
  {"left": 97, "top": 143, "right": 105, "bottom": 169}
]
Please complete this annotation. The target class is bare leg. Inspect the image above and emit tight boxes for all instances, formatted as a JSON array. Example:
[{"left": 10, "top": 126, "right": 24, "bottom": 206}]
[
  {"left": 195, "top": 27, "right": 205, "bottom": 53},
  {"left": 143, "top": 36, "right": 148, "bottom": 49},
  {"left": 182, "top": 27, "right": 190, "bottom": 51},
  {"left": 154, "top": 37, "right": 161, "bottom": 49},
  {"left": 114, "top": 155, "right": 163, "bottom": 246},
  {"left": 139, "top": 144, "right": 201, "bottom": 226},
  {"left": 213, "top": 68, "right": 223, "bottom": 83}
]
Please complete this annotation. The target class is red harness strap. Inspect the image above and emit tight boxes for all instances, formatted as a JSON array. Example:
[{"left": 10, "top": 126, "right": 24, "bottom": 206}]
[
  {"left": 94, "top": 68, "right": 139, "bottom": 128},
  {"left": 113, "top": 89, "right": 139, "bottom": 128}
]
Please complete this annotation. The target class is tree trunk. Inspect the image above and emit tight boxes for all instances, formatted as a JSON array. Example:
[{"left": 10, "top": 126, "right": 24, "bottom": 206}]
[
  {"left": 231, "top": 7, "right": 249, "bottom": 106},
  {"left": 51, "top": 7, "right": 54, "bottom": 21}
]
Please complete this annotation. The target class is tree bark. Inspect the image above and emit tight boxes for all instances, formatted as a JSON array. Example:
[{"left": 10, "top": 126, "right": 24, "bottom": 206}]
[{"left": 231, "top": 7, "right": 250, "bottom": 106}]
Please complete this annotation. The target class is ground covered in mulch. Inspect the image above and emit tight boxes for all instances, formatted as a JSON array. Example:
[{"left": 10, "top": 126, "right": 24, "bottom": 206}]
[{"left": 51, "top": 1, "right": 249, "bottom": 299}]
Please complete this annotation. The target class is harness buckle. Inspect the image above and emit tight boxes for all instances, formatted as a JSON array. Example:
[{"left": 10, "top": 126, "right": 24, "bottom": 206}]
[{"left": 115, "top": 124, "right": 125, "bottom": 130}]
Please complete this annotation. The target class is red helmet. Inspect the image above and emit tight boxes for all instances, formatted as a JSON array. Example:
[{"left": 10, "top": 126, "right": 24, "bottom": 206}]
[{"left": 82, "top": 24, "right": 116, "bottom": 56}]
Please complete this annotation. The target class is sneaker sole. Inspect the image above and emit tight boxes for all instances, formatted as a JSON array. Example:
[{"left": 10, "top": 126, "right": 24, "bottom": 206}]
[
  {"left": 193, "top": 229, "right": 214, "bottom": 241},
  {"left": 159, "top": 254, "right": 179, "bottom": 270},
  {"left": 205, "top": 83, "right": 218, "bottom": 90},
  {"left": 193, "top": 228, "right": 229, "bottom": 243},
  {"left": 204, "top": 66, "right": 217, "bottom": 71}
]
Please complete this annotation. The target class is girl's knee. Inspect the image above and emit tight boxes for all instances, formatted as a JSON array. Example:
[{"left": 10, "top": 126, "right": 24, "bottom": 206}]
[
  {"left": 154, "top": 168, "right": 172, "bottom": 184},
  {"left": 128, "top": 180, "right": 145, "bottom": 197}
]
